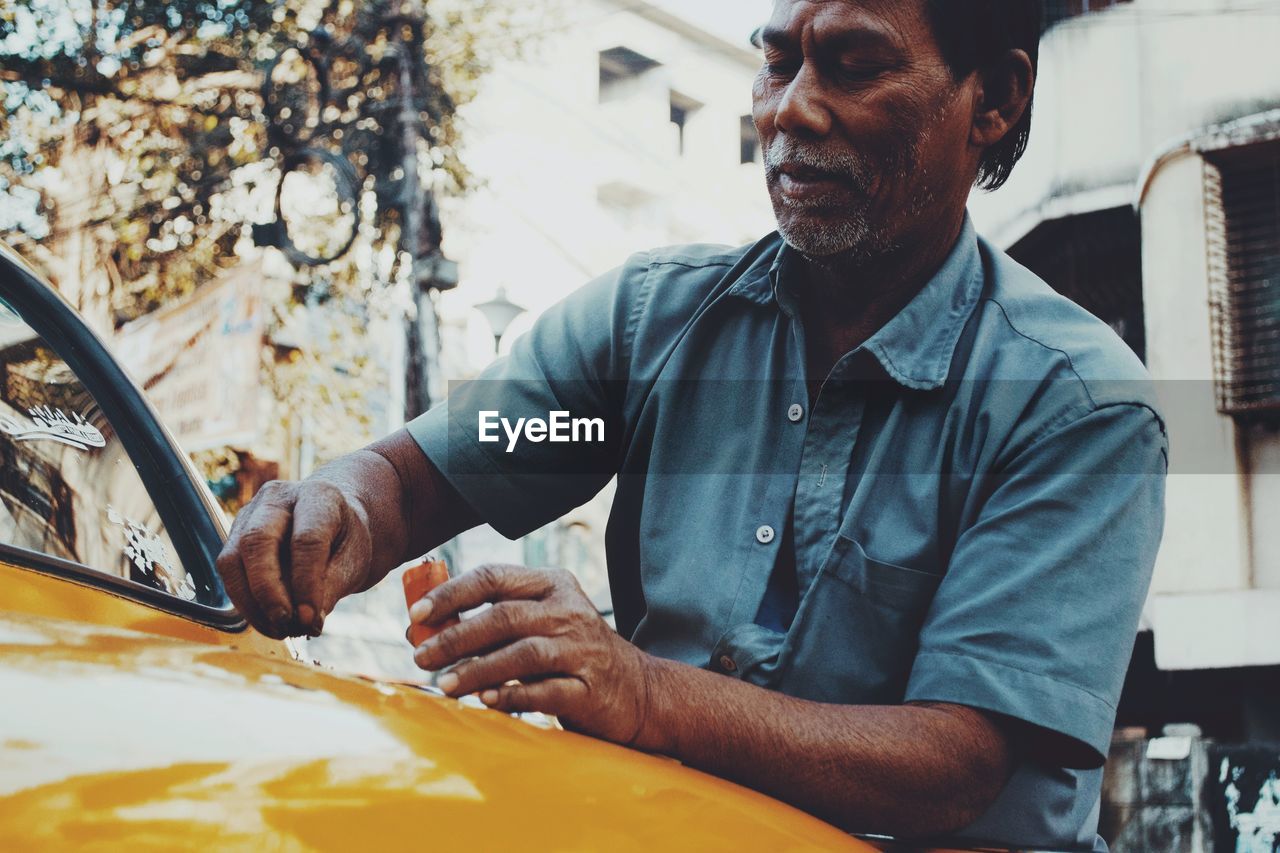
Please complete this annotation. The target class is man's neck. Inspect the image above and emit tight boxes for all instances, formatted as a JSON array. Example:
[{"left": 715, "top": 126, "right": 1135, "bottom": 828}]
[{"left": 792, "top": 209, "right": 968, "bottom": 396}]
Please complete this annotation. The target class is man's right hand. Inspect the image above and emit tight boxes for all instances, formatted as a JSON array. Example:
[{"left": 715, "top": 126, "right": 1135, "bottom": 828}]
[
  {"left": 214, "top": 478, "right": 373, "bottom": 639},
  {"left": 212, "top": 431, "right": 482, "bottom": 640}
]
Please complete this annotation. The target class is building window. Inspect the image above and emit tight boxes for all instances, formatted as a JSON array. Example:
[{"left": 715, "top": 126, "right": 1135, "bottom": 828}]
[
  {"left": 1204, "top": 142, "right": 1280, "bottom": 417},
  {"left": 740, "top": 115, "right": 760, "bottom": 165},
  {"left": 669, "top": 91, "right": 701, "bottom": 156},
  {"left": 598, "top": 46, "right": 661, "bottom": 104}
]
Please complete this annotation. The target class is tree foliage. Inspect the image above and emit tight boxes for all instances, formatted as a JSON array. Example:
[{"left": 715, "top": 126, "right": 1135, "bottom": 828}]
[
  {"left": 0, "top": 0, "right": 539, "bottom": 323},
  {"left": 0, "top": 0, "right": 552, "bottom": 499}
]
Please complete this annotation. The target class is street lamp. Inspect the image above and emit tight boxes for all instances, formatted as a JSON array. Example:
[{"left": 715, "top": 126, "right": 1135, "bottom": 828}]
[{"left": 475, "top": 287, "right": 526, "bottom": 354}]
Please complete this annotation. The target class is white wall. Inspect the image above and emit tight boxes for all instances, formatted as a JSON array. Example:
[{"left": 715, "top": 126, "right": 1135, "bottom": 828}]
[
  {"left": 1141, "top": 154, "right": 1250, "bottom": 596},
  {"left": 971, "top": 0, "right": 1280, "bottom": 245},
  {"left": 1136, "top": 82, "right": 1280, "bottom": 670}
]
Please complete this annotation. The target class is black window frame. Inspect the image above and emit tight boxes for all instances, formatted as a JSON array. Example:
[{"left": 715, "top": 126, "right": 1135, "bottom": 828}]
[
  {"left": 598, "top": 46, "right": 661, "bottom": 104},
  {"left": 0, "top": 242, "right": 245, "bottom": 630}
]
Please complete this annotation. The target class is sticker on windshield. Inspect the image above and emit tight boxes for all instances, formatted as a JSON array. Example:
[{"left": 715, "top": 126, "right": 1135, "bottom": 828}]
[
  {"left": 107, "top": 506, "right": 196, "bottom": 600},
  {"left": 0, "top": 405, "right": 106, "bottom": 451}
]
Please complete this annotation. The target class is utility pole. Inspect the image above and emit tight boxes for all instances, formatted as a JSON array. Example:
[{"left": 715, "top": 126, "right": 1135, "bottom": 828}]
[
  {"left": 255, "top": 0, "right": 457, "bottom": 426},
  {"left": 389, "top": 1, "right": 456, "bottom": 423}
]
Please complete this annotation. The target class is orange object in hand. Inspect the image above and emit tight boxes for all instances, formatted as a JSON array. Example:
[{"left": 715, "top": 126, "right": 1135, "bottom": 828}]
[{"left": 403, "top": 558, "right": 459, "bottom": 647}]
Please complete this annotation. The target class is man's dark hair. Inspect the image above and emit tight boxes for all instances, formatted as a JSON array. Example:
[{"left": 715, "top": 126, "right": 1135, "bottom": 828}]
[{"left": 924, "top": 0, "right": 1043, "bottom": 191}]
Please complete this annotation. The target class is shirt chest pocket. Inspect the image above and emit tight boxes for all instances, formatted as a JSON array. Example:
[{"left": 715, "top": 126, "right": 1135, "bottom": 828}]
[{"left": 771, "top": 534, "right": 943, "bottom": 705}]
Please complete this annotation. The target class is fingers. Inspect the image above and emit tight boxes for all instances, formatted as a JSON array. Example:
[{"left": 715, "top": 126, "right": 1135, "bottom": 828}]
[
  {"left": 214, "top": 486, "right": 295, "bottom": 636},
  {"left": 238, "top": 502, "right": 294, "bottom": 626},
  {"left": 213, "top": 476, "right": 373, "bottom": 639},
  {"left": 411, "top": 563, "right": 557, "bottom": 627},
  {"left": 314, "top": 528, "right": 369, "bottom": 630},
  {"left": 214, "top": 546, "right": 286, "bottom": 639},
  {"left": 413, "top": 601, "right": 550, "bottom": 671},
  {"left": 479, "top": 678, "right": 588, "bottom": 716},
  {"left": 288, "top": 484, "right": 343, "bottom": 635},
  {"left": 438, "top": 636, "right": 561, "bottom": 697}
]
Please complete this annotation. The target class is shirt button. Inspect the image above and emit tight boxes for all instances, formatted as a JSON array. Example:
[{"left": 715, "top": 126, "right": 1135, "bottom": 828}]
[
  {"left": 718, "top": 654, "right": 738, "bottom": 673},
  {"left": 788, "top": 403, "right": 805, "bottom": 423},
  {"left": 756, "top": 525, "right": 776, "bottom": 545}
]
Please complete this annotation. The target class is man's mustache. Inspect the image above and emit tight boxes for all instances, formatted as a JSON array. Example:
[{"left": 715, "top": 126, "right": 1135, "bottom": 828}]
[{"left": 764, "top": 138, "right": 872, "bottom": 187}]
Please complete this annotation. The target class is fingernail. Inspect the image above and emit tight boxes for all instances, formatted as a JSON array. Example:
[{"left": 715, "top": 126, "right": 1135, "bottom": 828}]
[
  {"left": 438, "top": 672, "right": 459, "bottom": 694},
  {"left": 480, "top": 690, "right": 499, "bottom": 706},
  {"left": 268, "top": 606, "right": 290, "bottom": 634},
  {"left": 410, "top": 599, "right": 433, "bottom": 622},
  {"left": 296, "top": 604, "right": 315, "bottom": 631}
]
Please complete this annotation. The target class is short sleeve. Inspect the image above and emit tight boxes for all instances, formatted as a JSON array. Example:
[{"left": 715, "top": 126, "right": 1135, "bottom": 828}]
[
  {"left": 904, "top": 403, "right": 1168, "bottom": 766},
  {"left": 406, "top": 253, "right": 651, "bottom": 539}
]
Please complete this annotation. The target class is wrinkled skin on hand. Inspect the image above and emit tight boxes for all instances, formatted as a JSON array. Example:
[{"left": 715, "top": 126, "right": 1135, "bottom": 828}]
[
  {"left": 215, "top": 479, "right": 373, "bottom": 639},
  {"left": 409, "top": 564, "right": 655, "bottom": 748}
]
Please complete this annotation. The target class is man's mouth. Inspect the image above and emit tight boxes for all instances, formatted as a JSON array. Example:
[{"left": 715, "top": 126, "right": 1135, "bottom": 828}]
[{"left": 776, "top": 163, "right": 852, "bottom": 201}]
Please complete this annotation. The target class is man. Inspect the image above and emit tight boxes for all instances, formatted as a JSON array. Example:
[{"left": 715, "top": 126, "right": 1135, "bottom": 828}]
[{"left": 216, "top": 1, "right": 1167, "bottom": 849}]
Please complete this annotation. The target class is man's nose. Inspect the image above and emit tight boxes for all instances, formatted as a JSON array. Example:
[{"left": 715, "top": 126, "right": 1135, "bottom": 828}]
[{"left": 774, "top": 64, "right": 832, "bottom": 138}]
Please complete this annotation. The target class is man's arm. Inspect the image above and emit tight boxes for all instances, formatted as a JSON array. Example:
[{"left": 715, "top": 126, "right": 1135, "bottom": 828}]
[
  {"left": 217, "top": 254, "right": 650, "bottom": 639},
  {"left": 641, "top": 659, "right": 1013, "bottom": 836},
  {"left": 408, "top": 564, "right": 1013, "bottom": 838},
  {"left": 214, "top": 429, "right": 480, "bottom": 638}
]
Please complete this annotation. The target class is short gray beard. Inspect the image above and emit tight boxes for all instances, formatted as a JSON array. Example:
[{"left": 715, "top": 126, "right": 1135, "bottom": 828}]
[
  {"left": 763, "top": 130, "right": 934, "bottom": 267},
  {"left": 764, "top": 136, "right": 887, "bottom": 261}
]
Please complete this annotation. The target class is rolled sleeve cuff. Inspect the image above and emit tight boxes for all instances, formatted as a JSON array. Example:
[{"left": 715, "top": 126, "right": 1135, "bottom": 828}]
[
  {"left": 905, "top": 650, "right": 1116, "bottom": 764},
  {"left": 405, "top": 404, "right": 546, "bottom": 540}
]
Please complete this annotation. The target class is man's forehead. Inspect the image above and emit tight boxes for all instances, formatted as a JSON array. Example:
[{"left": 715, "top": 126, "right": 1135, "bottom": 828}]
[{"left": 764, "top": 0, "right": 928, "bottom": 38}]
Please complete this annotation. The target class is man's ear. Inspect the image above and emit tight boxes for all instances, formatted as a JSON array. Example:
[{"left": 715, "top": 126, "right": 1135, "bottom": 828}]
[{"left": 970, "top": 48, "right": 1035, "bottom": 149}]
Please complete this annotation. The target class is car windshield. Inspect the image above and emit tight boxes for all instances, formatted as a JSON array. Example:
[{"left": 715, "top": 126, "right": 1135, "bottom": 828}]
[{"left": 0, "top": 296, "right": 195, "bottom": 601}]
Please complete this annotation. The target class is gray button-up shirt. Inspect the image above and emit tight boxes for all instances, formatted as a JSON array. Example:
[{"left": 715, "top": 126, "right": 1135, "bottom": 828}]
[{"left": 409, "top": 217, "right": 1168, "bottom": 852}]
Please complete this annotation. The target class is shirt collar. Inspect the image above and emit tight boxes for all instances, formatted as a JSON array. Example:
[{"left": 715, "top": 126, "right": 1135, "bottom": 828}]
[{"left": 725, "top": 215, "right": 984, "bottom": 391}]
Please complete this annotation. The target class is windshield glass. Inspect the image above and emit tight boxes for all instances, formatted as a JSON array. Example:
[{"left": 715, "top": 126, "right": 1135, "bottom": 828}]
[{"left": 0, "top": 297, "right": 196, "bottom": 602}]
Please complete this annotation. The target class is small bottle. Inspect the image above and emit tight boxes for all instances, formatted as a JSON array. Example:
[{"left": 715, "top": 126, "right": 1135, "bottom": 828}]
[{"left": 403, "top": 557, "right": 460, "bottom": 647}]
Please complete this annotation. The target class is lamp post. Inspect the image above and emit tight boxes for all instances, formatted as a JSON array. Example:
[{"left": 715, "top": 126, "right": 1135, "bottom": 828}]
[{"left": 475, "top": 287, "right": 526, "bottom": 354}]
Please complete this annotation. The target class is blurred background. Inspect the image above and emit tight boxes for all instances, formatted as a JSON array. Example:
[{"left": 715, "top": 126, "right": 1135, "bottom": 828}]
[{"left": 2, "top": 1, "right": 1279, "bottom": 849}]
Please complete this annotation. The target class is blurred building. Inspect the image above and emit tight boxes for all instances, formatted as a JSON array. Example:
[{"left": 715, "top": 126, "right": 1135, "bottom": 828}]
[
  {"left": 435, "top": 0, "right": 773, "bottom": 330},
  {"left": 970, "top": 2, "right": 1280, "bottom": 848}
]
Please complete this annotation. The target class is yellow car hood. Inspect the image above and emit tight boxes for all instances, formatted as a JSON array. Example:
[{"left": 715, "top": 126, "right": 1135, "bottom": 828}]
[{"left": 0, "top": 609, "right": 865, "bottom": 851}]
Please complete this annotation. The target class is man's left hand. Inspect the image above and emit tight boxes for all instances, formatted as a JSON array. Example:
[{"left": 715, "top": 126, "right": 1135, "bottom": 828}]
[{"left": 408, "top": 564, "right": 655, "bottom": 748}]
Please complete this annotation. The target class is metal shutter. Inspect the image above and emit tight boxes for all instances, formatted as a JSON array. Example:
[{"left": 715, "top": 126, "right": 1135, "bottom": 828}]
[{"left": 1204, "top": 143, "right": 1280, "bottom": 416}]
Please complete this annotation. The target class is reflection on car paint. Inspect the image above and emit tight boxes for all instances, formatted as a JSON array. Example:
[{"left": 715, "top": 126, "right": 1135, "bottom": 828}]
[
  {"left": 106, "top": 506, "right": 195, "bottom": 600},
  {"left": 0, "top": 550, "right": 867, "bottom": 850},
  {"left": 0, "top": 405, "right": 105, "bottom": 451}
]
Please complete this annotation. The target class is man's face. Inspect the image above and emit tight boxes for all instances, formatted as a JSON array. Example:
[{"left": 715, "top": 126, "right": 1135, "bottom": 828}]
[{"left": 753, "top": 0, "right": 977, "bottom": 262}]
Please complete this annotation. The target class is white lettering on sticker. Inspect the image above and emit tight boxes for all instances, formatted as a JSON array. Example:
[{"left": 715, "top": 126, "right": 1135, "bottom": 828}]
[{"left": 0, "top": 406, "right": 105, "bottom": 452}]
